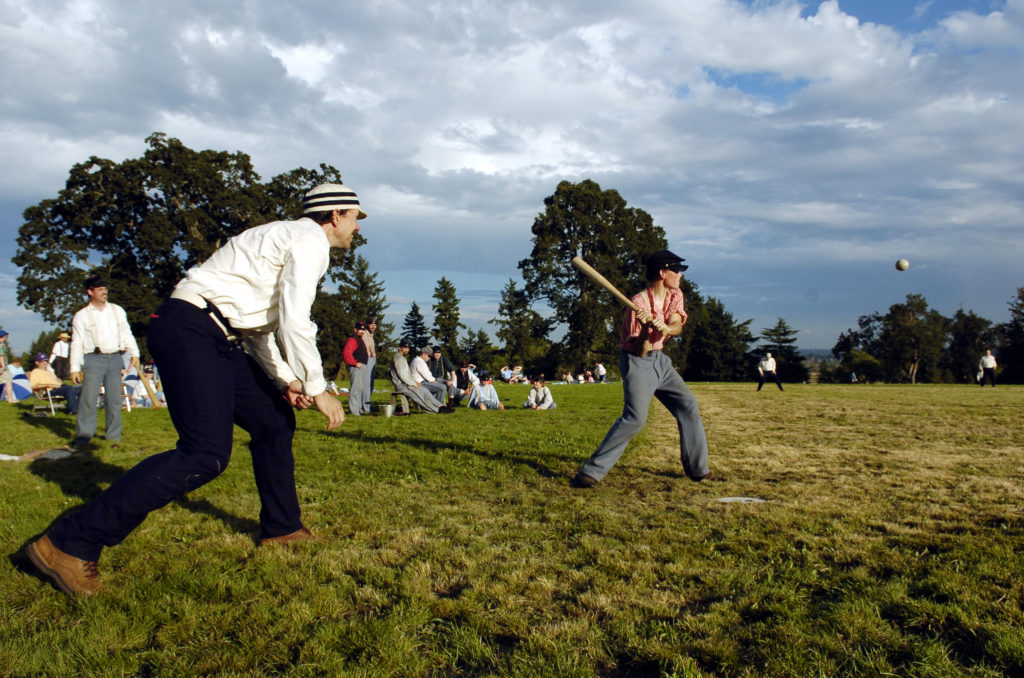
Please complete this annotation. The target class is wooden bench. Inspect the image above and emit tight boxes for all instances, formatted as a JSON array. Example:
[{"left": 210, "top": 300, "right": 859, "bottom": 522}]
[{"left": 387, "top": 391, "right": 412, "bottom": 415}]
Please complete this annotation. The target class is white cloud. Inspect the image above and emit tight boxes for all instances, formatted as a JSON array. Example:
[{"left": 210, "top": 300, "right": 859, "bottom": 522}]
[{"left": 0, "top": 0, "right": 1021, "bottom": 350}]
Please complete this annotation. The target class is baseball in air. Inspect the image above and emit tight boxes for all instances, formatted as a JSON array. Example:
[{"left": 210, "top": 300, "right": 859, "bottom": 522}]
[{"left": 895, "top": 258, "right": 910, "bottom": 271}]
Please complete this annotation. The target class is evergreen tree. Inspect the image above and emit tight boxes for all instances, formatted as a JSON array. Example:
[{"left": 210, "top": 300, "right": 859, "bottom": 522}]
[
  {"left": 460, "top": 328, "right": 500, "bottom": 374},
  {"left": 686, "top": 298, "right": 754, "bottom": 381},
  {"left": 945, "top": 309, "right": 994, "bottom": 383},
  {"left": 401, "top": 302, "right": 430, "bottom": 350},
  {"left": 876, "top": 294, "right": 948, "bottom": 383},
  {"left": 431, "top": 277, "right": 465, "bottom": 358},
  {"left": 491, "top": 279, "right": 552, "bottom": 372},
  {"left": 757, "top": 318, "right": 809, "bottom": 383},
  {"left": 311, "top": 255, "right": 394, "bottom": 381},
  {"left": 998, "top": 286, "right": 1024, "bottom": 383},
  {"left": 518, "top": 179, "right": 668, "bottom": 372}
]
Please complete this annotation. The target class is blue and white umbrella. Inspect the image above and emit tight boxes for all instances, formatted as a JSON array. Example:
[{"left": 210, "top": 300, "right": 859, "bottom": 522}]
[{"left": 10, "top": 374, "right": 32, "bottom": 401}]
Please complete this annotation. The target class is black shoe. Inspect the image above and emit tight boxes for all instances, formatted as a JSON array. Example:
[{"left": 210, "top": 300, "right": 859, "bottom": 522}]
[
  {"left": 570, "top": 472, "right": 599, "bottom": 488},
  {"left": 438, "top": 406, "right": 455, "bottom": 414}
]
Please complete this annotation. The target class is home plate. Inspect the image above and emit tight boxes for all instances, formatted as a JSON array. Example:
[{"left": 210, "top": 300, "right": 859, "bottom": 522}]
[{"left": 717, "top": 497, "right": 767, "bottom": 504}]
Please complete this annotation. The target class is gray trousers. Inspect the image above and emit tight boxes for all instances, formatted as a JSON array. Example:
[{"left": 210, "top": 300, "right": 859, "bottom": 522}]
[
  {"left": 420, "top": 379, "right": 447, "bottom": 404},
  {"left": 392, "top": 382, "right": 440, "bottom": 413},
  {"left": 348, "top": 364, "right": 368, "bottom": 415},
  {"left": 364, "top": 356, "right": 376, "bottom": 410},
  {"left": 74, "top": 352, "right": 125, "bottom": 446},
  {"left": 581, "top": 350, "right": 708, "bottom": 481}
]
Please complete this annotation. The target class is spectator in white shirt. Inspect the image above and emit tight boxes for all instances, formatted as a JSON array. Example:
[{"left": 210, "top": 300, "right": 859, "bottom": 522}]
[
  {"left": 523, "top": 378, "right": 556, "bottom": 410},
  {"left": 410, "top": 347, "right": 447, "bottom": 405},
  {"left": 68, "top": 275, "right": 142, "bottom": 449}
]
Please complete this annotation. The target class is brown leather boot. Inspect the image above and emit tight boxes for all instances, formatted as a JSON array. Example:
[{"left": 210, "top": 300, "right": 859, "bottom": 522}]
[
  {"left": 27, "top": 535, "right": 105, "bottom": 596},
  {"left": 258, "top": 526, "right": 314, "bottom": 546}
]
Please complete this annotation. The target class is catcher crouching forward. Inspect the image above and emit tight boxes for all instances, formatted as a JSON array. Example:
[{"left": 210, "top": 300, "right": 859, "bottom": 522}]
[{"left": 571, "top": 250, "right": 718, "bottom": 488}]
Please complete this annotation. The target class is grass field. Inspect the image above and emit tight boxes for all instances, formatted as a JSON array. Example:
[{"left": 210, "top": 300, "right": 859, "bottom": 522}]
[{"left": 2, "top": 381, "right": 1023, "bottom": 677}]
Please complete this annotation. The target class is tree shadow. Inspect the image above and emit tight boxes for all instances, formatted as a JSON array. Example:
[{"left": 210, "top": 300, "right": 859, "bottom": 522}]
[{"left": 324, "top": 429, "right": 574, "bottom": 478}]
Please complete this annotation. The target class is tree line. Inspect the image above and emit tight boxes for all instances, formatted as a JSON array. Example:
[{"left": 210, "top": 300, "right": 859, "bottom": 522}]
[{"left": 11, "top": 135, "right": 1022, "bottom": 384}]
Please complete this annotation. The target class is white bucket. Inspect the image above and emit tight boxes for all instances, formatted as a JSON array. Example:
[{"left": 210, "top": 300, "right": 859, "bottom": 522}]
[{"left": 383, "top": 404, "right": 395, "bottom": 418}]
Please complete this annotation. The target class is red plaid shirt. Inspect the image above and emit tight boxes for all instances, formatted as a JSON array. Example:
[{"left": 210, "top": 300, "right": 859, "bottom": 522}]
[{"left": 620, "top": 287, "right": 687, "bottom": 353}]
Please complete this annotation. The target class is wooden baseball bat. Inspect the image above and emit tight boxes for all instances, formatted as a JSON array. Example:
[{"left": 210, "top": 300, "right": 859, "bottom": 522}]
[
  {"left": 133, "top": 358, "right": 162, "bottom": 409},
  {"left": 571, "top": 256, "right": 639, "bottom": 311},
  {"left": 571, "top": 256, "right": 652, "bottom": 356}
]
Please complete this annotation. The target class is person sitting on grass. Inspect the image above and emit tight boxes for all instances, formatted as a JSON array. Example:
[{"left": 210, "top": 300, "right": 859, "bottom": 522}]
[
  {"left": 451, "top": 361, "right": 479, "bottom": 407},
  {"left": 522, "top": 378, "right": 556, "bottom": 410},
  {"left": 467, "top": 370, "right": 503, "bottom": 410}
]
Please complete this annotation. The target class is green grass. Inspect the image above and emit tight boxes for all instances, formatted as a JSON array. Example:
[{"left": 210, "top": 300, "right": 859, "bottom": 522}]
[{"left": 2, "top": 381, "right": 1023, "bottom": 676}]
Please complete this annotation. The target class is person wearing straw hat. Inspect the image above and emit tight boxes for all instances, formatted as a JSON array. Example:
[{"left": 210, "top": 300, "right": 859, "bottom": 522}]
[
  {"left": 28, "top": 183, "right": 361, "bottom": 596},
  {"left": 49, "top": 331, "right": 72, "bottom": 381}
]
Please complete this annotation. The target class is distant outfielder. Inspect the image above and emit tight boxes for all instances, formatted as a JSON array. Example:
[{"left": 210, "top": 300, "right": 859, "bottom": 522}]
[{"left": 571, "top": 250, "right": 717, "bottom": 488}]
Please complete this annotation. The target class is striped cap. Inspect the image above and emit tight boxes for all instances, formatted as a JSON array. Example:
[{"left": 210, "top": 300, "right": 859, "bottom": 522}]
[{"left": 302, "top": 183, "right": 367, "bottom": 219}]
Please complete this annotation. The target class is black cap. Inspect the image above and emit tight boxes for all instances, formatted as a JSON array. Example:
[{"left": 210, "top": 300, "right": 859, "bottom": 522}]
[
  {"left": 354, "top": 321, "right": 367, "bottom": 331},
  {"left": 398, "top": 338, "right": 410, "bottom": 348},
  {"left": 84, "top": 274, "right": 107, "bottom": 290},
  {"left": 645, "top": 249, "right": 687, "bottom": 273}
]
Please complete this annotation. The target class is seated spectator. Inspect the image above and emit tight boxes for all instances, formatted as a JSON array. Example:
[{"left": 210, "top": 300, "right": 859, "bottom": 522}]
[
  {"left": 510, "top": 365, "right": 526, "bottom": 384},
  {"left": 468, "top": 370, "right": 504, "bottom": 410},
  {"left": 452, "top": 361, "right": 480, "bottom": 406},
  {"left": 427, "top": 346, "right": 457, "bottom": 400},
  {"left": 389, "top": 340, "right": 453, "bottom": 414},
  {"left": 500, "top": 365, "right": 513, "bottom": 382},
  {"left": 522, "top": 378, "right": 556, "bottom": 410},
  {"left": 28, "top": 353, "right": 82, "bottom": 414},
  {"left": 584, "top": 370, "right": 594, "bottom": 383},
  {"left": 562, "top": 372, "right": 575, "bottom": 384},
  {"left": 410, "top": 346, "right": 447, "bottom": 405}
]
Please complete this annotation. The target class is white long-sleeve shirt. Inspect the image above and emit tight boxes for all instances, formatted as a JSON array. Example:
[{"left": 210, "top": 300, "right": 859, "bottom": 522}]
[
  {"left": 69, "top": 302, "right": 141, "bottom": 372},
  {"left": 49, "top": 339, "right": 70, "bottom": 362},
  {"left": 526, "top": 385, "right": 555, "bottom": 409},
  {"left": 758, "top": 357, "right": 777, "bottom": 375},
  {"left": 172, "top": 217, "right": 330, "bottom": 396},
  {"left": 409, "top": 355, "right": 435, "bottom": 385}
]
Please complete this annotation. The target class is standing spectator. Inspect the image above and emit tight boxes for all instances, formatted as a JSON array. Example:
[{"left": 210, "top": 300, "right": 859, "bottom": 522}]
[
  {"left": 979, "top": 350, "right": 997, "bottom": 387},
  {"left": 595, "top": 362, "right": 607, "bottom": 383},
  {"left": 49, "top": 332, "right": 72, "bottom": 381},
  {"left": 571, "top": 250, "right": 714, "bottom": 488},
  {"left": 68, "top": 276, "right": 142, "bottom": 450},
  {"left": 0, "top": 329, "right": 12, "bottom": 403},
  {"left": 362, "top": 318, "right": 377, "bottom": 413},
  {"left": 27, "top": 181, "right": 355, "bottom": 596},
  {"left": 522, "top": 378, "right": 556, "bottom": 410},
  {"left": 343, "top": 322, "right": 370, "bottom": 415},
  {"left": 756, "top": 352, "right": 784, "bottom": 391}
]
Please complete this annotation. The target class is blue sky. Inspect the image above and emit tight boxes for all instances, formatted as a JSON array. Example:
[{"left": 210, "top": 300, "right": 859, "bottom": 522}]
[{"left": 0, "top": 0, "right": 1021, "bottom": 353}]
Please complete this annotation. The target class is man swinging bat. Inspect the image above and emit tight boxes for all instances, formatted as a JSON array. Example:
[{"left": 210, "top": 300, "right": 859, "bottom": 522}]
[{"left": 571, "top": 250, "right": 719, "bottom": 488}]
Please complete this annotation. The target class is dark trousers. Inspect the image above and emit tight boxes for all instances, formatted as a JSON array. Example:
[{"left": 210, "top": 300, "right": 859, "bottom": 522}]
[
  {"left": 49, "top": 299, "right": 300, "bottom": 562},
  {"left": 757, "top": 371, "right": 784, "bottom": 391},
  {"left": 980, "top": 367, "right": 996, "bottom": 387}
]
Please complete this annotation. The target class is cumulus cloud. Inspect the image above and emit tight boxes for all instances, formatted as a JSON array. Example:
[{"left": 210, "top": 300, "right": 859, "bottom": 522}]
[{"left": 0, "top": 0, "right": 1021, "bottom": 350}]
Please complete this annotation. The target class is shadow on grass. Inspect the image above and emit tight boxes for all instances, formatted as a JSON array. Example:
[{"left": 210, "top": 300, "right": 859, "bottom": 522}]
[
  {"left": 18, "top": 409, "right": 76, "bottom": 440},
  {"left": 325, "top": 429, "right": 572, "bottom": 478},
  {"left": 10, "top": 448, "right": 261, "bottom": 582}
]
